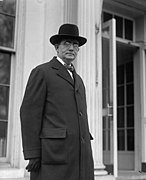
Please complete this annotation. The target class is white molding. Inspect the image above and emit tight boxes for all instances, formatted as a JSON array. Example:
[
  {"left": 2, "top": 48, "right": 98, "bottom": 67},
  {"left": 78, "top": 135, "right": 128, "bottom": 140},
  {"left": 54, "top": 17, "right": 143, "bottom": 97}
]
[
  {"left": 6, "top": 0, "right": 27, "bottom": 169},
  {"left": 95, "top": 174, "right": 115, "bottom": 180},
  {"left": 0, "top": 168, "right": 24, "bottom": 178}
]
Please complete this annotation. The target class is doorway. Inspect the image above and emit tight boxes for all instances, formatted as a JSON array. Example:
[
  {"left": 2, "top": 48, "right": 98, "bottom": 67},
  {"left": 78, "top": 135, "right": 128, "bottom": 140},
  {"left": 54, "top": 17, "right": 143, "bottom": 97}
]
[{"left": 117, "top": 42, "right": 135, "bottom": 170}]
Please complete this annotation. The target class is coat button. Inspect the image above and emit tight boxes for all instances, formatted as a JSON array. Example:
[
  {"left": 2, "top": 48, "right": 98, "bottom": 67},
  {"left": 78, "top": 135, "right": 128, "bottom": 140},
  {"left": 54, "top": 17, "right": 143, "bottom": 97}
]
[
  {"left": 76, "top": 89, "right": 79, "bottom": 93},
  {"left": 81, "top": 137, "right": 85, "bottom": 144},
  {"left": 79, "top": 111, "right": 83, "bottom": 116}
]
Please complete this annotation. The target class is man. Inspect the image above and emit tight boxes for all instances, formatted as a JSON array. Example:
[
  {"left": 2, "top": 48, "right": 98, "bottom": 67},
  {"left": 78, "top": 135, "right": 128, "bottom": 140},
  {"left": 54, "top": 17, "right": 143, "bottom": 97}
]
[{"left": 20, "top": 23, "right": 94, "bottom": 180}]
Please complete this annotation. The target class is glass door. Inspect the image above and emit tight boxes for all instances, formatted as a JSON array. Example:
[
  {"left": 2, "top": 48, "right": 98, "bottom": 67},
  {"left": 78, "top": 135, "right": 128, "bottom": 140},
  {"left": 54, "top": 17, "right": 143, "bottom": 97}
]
[{"left": 102, "top": 19, "right": 118, "bottom": 177}]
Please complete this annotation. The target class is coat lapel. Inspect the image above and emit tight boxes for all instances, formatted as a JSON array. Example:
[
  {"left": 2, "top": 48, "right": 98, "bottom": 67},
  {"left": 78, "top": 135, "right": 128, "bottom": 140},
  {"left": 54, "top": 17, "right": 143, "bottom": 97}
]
[{"left": 51, "top": 57, "right": 74, "bottom": 86}]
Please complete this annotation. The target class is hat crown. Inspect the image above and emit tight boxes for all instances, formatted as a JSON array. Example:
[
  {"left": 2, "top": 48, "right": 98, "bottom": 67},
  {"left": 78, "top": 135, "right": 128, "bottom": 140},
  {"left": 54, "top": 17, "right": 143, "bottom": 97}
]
[
  {"left": 50, "top": 23, "right": 87, "bottom": 46},
  {"left": 58, "top": 24, "right": 79, "bottom": 36}
]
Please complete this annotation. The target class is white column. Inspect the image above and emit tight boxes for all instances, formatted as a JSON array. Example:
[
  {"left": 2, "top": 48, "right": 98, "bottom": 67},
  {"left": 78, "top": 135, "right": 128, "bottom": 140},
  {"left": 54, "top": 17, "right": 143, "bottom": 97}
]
[
  {"left": 44, "top": 0, "right": 65, "bottom": 60},
  {"left": 64, "top": 0, "right": 78, "bottom": 24},
  {"left": 77, "top": 0, "right": 107, "bottom": 175},
  {"left": 140, "top": 47, "right": 146, "bottom": 164}
]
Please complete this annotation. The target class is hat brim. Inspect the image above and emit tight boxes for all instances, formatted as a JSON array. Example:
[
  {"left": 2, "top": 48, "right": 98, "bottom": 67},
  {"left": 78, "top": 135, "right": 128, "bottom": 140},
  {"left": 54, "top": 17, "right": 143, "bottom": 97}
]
[{"left": 50, "top": 34, "right": 87, "bottom": 47}]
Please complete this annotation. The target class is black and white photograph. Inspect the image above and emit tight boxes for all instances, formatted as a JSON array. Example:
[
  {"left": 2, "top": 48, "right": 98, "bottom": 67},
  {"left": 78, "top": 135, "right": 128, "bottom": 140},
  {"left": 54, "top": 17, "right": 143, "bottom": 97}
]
[{"left": 0, "top": 0, "right": 146, "bottom": 180}]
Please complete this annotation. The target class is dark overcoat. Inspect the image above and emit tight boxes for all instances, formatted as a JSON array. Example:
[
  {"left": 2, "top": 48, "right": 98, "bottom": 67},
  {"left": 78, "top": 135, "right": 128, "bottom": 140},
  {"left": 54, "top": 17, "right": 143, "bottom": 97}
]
[{"left": 20, "top": 57, "right": 94, "bottom": 180}]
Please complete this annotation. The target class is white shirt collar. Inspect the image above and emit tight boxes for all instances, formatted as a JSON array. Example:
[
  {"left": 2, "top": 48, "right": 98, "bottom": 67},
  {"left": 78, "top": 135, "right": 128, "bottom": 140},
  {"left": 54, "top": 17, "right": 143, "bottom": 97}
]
[
  {"left": 56, "top": 56, "right": 66, "bottom": 65},
  {"left": 56, "top": 56, "right": 71, "bottom": 66},
  {"left": 56, "top": 56, "right": 73, "bottom": 78}
]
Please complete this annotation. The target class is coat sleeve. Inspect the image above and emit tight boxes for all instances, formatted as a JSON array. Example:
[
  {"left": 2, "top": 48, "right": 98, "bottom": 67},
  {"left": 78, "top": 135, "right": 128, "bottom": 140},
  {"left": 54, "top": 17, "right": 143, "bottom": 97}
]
[{"left": 20, "top": 67, "right": 47, "bottom": 160}]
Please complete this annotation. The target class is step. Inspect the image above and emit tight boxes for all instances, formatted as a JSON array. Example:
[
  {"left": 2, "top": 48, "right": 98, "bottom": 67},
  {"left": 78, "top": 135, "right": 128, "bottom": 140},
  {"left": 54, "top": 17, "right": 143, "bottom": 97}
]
[
  {"left": 0, "top": 178, "right": 29, "bottom": 180},
  {"left": 117, "top": 171, "right": 146, "bottom": 180}
]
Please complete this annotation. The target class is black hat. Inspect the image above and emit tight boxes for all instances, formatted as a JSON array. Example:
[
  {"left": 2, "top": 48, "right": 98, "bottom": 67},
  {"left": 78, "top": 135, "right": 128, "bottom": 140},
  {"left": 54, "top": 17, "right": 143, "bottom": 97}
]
[{"left": 50, "top": 23, "right": 87, "bottom": 47}]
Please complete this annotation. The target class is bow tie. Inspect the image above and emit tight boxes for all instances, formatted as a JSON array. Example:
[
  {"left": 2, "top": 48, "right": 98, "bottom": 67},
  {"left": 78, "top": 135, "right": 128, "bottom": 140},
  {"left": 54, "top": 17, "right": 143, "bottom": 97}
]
[{"left": 64, "top": 64, "right": 74, "bottom": 72}]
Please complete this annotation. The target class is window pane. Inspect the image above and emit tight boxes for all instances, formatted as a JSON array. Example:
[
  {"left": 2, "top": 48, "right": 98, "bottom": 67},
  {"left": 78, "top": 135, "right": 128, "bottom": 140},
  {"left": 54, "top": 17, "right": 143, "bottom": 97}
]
[
  {"left": 102, "top": 89, "right": 107, "bottom": 108},
  {"left": 126, "top": 61, "right": 133, "bottom": 83},
  {"left": 125, "top": 19, "right": 133, "bottom": 41},
  {"left": 102, "top": 26, "right": 110, "bottom": 37},
  {"left": 108, "top": 130, "right": 110, "bottom": 151},
  {"left": 127, "top": 106, "right": 134, "bottom": 127},
  {"left": 0, "top": 0, "right": 16, "bottom": 15},
  {"left": 103, "top": 130, "right": 106, "bottom": 150},
  {"left": 0, "top": 86, "right": 9, "bottom": 120},
  {"left": 103, "top": 117, "right": 106, "bottom": 129},
  {"left": 0, "top": 52, "right": 11, "bottom": 84},
  {"left": 0, "top": 14, "right": 15, "bottom": 48},
  {"left": 127, "top": 129, "right": 134, "bottom": 151},
  {"left": 0, "top": 122, "right": 7, "bottom": 157},
  {"left": 103, "top": 12, "right": 112, "bottom": 22},
  {"left": 0, "top": 121, "right": 7, "bottom": 138},
  {"left": 114, "top": 15, "right": 123, "bottom": 38},
  {"left": 117, "top": 86, "right": 124, "bottom": 106},
  {"left": 117, "top": 65, "right": 124, "bottom": 84},
  {"left": 118, "top": 130, "right": 125, "bottom": 150},
  {"left": 117, "top": 108, "right": 124, "bottom": 128},
  {"left": 126, "top": 84, "right": 134, "bottom": 105}
]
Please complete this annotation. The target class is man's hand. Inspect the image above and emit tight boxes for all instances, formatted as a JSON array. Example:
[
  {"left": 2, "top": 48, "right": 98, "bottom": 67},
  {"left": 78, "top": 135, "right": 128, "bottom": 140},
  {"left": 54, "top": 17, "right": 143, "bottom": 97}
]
[{"left": 26, "top": 158, "right": 41, "bottom": 172}]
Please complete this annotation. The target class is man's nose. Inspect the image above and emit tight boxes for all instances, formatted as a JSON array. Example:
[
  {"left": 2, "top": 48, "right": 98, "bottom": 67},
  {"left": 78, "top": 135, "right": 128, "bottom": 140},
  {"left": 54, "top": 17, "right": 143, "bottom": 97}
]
[{"left": 69, "top": 43, "right": 74, "bottom": 49}]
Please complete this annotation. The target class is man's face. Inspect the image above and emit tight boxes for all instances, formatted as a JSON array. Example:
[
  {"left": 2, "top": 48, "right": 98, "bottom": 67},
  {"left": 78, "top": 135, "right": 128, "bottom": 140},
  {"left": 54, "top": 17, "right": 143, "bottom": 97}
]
[{"left": 55, "top": 39, "right": 79, "bottom": 65}]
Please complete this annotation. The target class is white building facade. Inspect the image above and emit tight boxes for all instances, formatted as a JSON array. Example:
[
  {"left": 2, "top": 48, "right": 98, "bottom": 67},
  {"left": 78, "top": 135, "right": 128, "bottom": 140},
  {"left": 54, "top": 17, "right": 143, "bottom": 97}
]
[{"left": 0, "top": 0, "right": 146, "bottom": 179}]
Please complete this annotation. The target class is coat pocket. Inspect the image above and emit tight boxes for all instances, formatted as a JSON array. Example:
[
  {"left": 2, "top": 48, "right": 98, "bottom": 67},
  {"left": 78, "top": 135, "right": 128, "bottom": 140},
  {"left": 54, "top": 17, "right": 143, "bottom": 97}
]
[{"left": 40, "top": 128, "right": 67, "bottom": 165}]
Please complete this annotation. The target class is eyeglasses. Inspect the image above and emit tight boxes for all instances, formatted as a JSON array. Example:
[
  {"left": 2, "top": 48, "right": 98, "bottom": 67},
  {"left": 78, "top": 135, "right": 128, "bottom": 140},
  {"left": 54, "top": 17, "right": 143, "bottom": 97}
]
[{"left": 61, "top": 40, "right": 79, "bottom": 51}]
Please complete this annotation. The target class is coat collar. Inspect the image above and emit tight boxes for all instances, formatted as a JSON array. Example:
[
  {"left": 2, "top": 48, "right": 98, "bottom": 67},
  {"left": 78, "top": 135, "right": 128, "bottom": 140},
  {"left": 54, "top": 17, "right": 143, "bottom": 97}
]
[{"left": 51, "top": 57, "right": 80, "bottom": 90}]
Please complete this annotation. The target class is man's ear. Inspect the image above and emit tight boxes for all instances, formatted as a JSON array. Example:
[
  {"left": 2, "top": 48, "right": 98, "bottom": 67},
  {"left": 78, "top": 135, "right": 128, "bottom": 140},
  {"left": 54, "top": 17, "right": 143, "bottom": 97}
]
[{"left": 54, "top": 44, "right": 59, "bottom": 51}]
